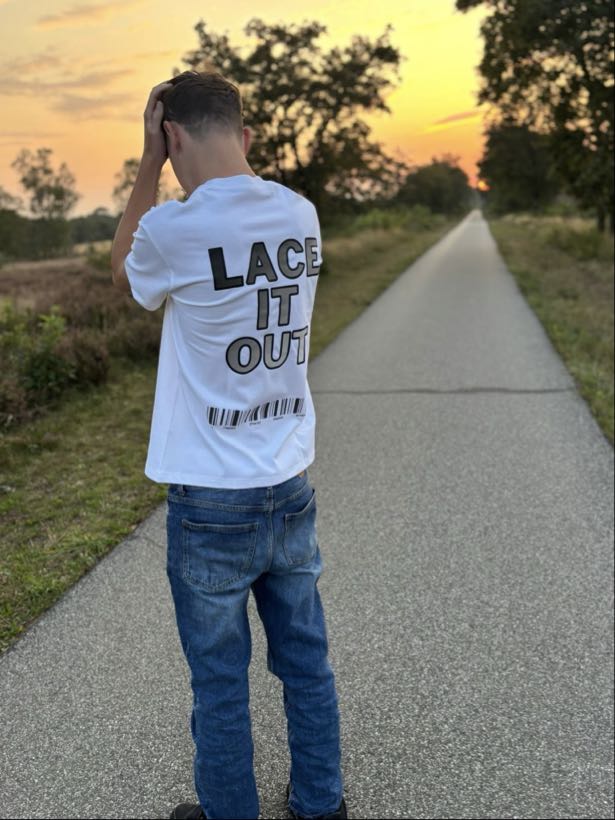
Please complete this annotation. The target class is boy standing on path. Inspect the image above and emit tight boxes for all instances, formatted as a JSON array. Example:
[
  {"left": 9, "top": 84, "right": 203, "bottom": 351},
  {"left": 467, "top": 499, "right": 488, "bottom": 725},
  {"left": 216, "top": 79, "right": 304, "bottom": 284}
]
[{"left": 111, "top": 72, "right": 347, "bottom": 820}]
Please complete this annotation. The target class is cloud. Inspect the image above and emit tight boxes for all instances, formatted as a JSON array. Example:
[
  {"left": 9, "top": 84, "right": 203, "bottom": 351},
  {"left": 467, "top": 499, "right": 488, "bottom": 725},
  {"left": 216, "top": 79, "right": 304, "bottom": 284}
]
[
  {"left": 0, "top": 130, "right": 67, "bottom": 138},
  {"left": 433, "top": 110, "right": 481, "bottom": 126},
  {"left": 80, "top": 49, "right": 178, "bottom": 72},
  {"left": 422, "top": 110, "right": 483, "bottom": 134},
  {"left": 36, "top": 0, "right": 144, "bottom": 29},
  {"left": 0, "top": 68, "right": 133, "bottom": 97},
  {"left": 0, "top": 48, "right": 64, "bottom": 75},
  {"left": 132, "top": 49, "right": 178, "bottom": 62},
  {"left": 51, "top": 91, "right": 137, "bottom": 120},
  {"left": 0, "top": 48, "right": 137, "bottom": 121}
]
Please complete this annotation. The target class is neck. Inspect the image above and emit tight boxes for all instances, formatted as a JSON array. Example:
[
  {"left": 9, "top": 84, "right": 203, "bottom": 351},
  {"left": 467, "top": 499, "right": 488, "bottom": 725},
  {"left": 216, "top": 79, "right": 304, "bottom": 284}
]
[{"left": 180, "top": 133, "right": 256, "bottom": 195}]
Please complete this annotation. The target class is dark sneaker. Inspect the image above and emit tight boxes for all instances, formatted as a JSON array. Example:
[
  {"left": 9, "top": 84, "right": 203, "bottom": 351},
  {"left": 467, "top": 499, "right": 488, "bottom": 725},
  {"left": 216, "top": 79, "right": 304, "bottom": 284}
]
[
  {"left": 169, "top": 803, "right": 206, "bottom": 819},
  {"left": 286, "top": 782, "right": 348, "bottom": 820}
]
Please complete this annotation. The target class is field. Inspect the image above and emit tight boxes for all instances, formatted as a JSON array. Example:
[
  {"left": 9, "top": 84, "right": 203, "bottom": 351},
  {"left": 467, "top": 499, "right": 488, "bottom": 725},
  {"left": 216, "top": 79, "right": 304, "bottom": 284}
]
[{"left": 0, "top": 210, "right": 457, "bottom": 652}]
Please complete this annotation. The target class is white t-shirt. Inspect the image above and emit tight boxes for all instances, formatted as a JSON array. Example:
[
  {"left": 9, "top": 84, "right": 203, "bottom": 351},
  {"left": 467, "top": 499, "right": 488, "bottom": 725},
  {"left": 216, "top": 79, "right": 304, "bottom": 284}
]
[{"left": 124, "top": 173, "right": 322, "bottom": 489}]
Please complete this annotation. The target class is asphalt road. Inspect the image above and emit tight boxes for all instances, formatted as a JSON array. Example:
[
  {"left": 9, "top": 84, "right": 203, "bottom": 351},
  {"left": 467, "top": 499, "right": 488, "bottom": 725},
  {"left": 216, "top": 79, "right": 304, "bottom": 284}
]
[{"left": 1, "top": 209, "right": 613, "bottom": 819}]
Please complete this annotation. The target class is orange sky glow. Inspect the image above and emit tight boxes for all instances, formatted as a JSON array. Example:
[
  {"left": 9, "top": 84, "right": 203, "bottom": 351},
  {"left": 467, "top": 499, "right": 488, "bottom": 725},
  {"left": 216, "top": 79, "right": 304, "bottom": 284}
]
[{"left": 0, "top": 0, "right": 490, "bottom": 215}]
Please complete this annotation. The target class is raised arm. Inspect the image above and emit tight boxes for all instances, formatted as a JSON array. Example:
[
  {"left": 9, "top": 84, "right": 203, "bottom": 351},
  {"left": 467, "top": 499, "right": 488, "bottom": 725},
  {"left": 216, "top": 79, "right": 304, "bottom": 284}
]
[{"left": 111, "top": 81, "right": 172, "bottom": 292}]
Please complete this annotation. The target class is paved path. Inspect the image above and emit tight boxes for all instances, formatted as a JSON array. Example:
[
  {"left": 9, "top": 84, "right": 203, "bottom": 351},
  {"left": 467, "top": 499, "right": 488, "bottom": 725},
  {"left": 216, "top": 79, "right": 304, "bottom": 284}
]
[{"left": 1, "top": 210, "right": 613, "bottom": 819}]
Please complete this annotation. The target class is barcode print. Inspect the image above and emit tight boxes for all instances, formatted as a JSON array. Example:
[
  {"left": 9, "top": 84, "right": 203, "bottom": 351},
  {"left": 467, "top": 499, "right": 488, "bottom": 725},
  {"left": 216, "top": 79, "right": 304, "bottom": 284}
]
[{"left": 207, "top": 397, "right": 306, "bottom": 428}]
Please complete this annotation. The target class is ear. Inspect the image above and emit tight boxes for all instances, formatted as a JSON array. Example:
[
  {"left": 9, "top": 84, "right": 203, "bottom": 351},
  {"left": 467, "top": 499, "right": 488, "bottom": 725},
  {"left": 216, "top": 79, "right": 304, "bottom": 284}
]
[
  {"left": 242, "top": 126, "right": 252, "bottom": 156},
  {"left": 163, "top": 120, "right": 181, "bottom": 152}
]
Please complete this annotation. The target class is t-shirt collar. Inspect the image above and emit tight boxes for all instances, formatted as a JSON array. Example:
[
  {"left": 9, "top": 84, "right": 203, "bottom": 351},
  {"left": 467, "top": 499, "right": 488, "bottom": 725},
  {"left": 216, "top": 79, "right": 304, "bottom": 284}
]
[{"left": 193, "top": 174, "right": 261, "bottom": 194}]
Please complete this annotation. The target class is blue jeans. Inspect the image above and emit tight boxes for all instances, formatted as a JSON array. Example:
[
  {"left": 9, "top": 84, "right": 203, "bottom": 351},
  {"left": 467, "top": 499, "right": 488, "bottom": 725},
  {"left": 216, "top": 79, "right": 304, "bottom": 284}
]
[{"left": 166, "top": 469, "right": 343, "bottom": 820}]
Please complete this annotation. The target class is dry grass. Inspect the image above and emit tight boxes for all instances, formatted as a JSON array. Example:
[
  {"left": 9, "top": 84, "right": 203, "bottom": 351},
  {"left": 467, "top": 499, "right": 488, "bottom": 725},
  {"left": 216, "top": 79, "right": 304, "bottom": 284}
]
[
  {"left": 73, "top": 239, "right": 112, "bottom": 255},
  {"left": 489, "top": 215, "right": 614, "bottom": 444}
]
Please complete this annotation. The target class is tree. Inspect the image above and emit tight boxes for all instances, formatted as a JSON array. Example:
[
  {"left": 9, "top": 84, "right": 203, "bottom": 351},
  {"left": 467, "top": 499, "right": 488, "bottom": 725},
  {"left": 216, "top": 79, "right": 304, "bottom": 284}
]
[
  {"left": 396, "top": 155, "right": 472, "bottom": 214},
  {"left": 457, "top": 0, "right": 614, "bottom": 232},
  {"left": 112, "top": 158, "right": 141, "bottom": 215},
  {"left": 69, "top": 207, "right": 119, "bottom": 245},
  {"left": 11, "top": 147, "right": 79, "bottom": 219},
  {"left": 176, "top": 18, "right": 407, "bottom": 215},
  {"left": 112, "top": 158, "right": 181, "bottom": 214},
  {"left": 0, "top": 185, "right": 23, "bottom": 213},
  {"left": 478, "top": 120, "right": 561, "bottom": 213}
]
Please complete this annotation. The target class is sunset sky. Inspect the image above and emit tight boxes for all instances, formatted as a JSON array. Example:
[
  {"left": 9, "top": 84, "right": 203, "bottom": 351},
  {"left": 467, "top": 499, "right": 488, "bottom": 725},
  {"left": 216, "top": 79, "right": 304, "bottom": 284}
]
[{"left": 0, "top": 0, "right": 490, "bottom": 215}]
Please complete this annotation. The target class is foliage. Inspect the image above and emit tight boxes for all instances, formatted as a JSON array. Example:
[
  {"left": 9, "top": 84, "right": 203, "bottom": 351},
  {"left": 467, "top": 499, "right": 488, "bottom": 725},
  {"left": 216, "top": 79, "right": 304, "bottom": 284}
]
[
  {"left": 0, "top": 185, "right": 23, "bottom": 212},
  {"left": 70, "top": 208, "right": 119, "bottom": 245},
  {"left": 457, "top": 0, "right": 614, "bottom": 232},
  {"left": 479, "top": 121, "right": 561, "bottom": 213},
  {"left": 0, "top": 300, "right": 113, "bottom": 426},
  {"left": 0, "top": 207, "right": 117, "bottom": 263},
  {"left": 0, "top": 209, "right": 72, "bottom": 261},
  {"left": 85, "top": 245, "right": 112, "bottom": 271},
  {"left": 11, "top": 147, "right": 80, "bottom": 219},
  {"left": 0, "top": 303, "right": 76, "bottom": 425},
  {"left": 112, "top": 159, "right": 184, "bottom": 215},
  {"left": 0, "top": 259, "right": 164, "bottom": 426},
  {"left": 395, "top": 155, "right": 472, "bottom": 214},
  {"left": 0, "top": 209, "right": 29, "bottom": 262},
  {"left": 345, "top": 204, "right": 443, "bottom": 234},
  {"left": 2, "top": 148, "right": 81, "bottom": 259},
  {"left": 112, "top": 158, "right": 141, "bottom": 214},
  {"left": 176, "top": 18, "right": 407, "bottom": 212}
]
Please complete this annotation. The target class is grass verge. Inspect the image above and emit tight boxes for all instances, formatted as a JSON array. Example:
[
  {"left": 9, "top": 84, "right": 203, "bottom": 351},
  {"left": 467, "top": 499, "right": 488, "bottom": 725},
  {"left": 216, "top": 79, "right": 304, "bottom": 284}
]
[
  {"left": 0, "top": 216, "right": 458, "bottom": 653},
  {"left": 488, "top": 214, "right": 614, "bottom": 445}
]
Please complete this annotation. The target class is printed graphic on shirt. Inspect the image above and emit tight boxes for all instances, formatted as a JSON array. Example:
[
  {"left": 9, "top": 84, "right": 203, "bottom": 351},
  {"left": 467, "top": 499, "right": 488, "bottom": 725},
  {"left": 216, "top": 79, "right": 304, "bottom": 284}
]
[
  {"left": 208, "top": 237, "right": 319, "bottom": 380},
  {"left": 207, "top": 396, "right": 306, "bottom": 428}
]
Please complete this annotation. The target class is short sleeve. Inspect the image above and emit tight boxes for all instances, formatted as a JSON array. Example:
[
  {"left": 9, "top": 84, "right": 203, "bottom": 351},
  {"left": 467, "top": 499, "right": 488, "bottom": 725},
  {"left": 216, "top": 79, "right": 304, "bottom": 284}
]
[{"left": 124, "top": 218, "right": 173, "bottom": 311}]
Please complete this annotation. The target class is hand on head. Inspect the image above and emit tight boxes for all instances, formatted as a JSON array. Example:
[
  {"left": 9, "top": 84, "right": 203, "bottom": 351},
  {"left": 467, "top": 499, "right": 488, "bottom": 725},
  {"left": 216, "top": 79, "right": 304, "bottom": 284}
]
[{"left": 142, "top": 81, "right": 173, "bottom": 167}]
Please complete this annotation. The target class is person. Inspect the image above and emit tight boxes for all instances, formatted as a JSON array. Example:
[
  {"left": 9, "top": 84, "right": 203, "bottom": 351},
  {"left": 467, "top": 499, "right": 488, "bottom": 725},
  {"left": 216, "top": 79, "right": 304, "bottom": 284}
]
[{"left": 110, "top": 71, "right": 347, "bottom": 820}]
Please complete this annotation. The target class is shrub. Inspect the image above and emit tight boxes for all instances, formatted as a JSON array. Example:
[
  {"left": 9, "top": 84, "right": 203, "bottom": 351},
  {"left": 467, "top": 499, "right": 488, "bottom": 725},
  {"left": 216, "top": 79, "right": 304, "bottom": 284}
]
[
  {"left": 0, "top": 369, "right": 28, "bottom": 428},
  {"left": 0, "top": 301, "right": 114, "bottom": 427},
  {"left": 86, "top": 245, "right": 112, "bottom": 272},
  {"left": 344, "top": 204, "right": 445, "bottom": 236},
  {"left": 107, "top": 312, "right": 162, "bottom": 361},
  {"left": 57, "top": 327, "right": 109, "bottom": 387},
  {"left": 351, "top": 208, "right": 405, "bottom": 231},
  {"left": 24, "top": 308, "right": 76, "bottom": 403}
]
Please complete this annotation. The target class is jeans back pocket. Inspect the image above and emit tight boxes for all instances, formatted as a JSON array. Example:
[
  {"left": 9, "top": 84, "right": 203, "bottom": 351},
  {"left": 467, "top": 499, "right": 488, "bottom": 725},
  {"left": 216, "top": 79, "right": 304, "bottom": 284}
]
[
  {"left": 283, "top": 488, "right": 318, "bottom": 567},
  {"left": 181, "top": 519, "right": 259, "bottom": 592}
]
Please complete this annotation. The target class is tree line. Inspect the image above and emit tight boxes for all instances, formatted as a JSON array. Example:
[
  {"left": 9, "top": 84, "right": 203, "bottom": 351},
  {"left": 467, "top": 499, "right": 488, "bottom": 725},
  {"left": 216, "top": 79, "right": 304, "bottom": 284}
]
[
  {"left": 457, "top": 0, "right": 613, "bottom": 232},
  {"left": 4, "top": 4, "right": 609, "bottom": 263}
]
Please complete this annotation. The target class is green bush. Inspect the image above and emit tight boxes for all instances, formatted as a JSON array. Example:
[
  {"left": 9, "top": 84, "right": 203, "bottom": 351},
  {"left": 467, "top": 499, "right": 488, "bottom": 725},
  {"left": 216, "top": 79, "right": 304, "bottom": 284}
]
[
  {"left": 24, "top": 309, "right": 76, "bottom": 403},
  {"left": 0, "top": 301, "right": 111, "bottom": 427},
  {"left": 1, "top": 304, "right": 70, "bottom": 424},
  {"left": 352, "top": 208, "right": 405, "bottom": 231},
  {"left": 347, "top": 204, "right": 440, "bottom": 235}
]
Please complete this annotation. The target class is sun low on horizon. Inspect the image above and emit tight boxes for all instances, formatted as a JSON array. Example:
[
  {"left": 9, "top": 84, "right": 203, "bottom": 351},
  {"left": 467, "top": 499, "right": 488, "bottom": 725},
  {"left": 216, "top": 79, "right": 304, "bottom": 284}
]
[{"left": 0, "top": 0, "right": 489, "bottom": 215}]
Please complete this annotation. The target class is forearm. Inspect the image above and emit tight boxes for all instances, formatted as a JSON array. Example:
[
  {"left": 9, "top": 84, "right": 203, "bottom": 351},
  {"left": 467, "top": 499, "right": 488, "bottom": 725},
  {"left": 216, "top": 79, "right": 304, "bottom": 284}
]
[{"left": 111, "top": 154, "right": 164, "bottom": 285}]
